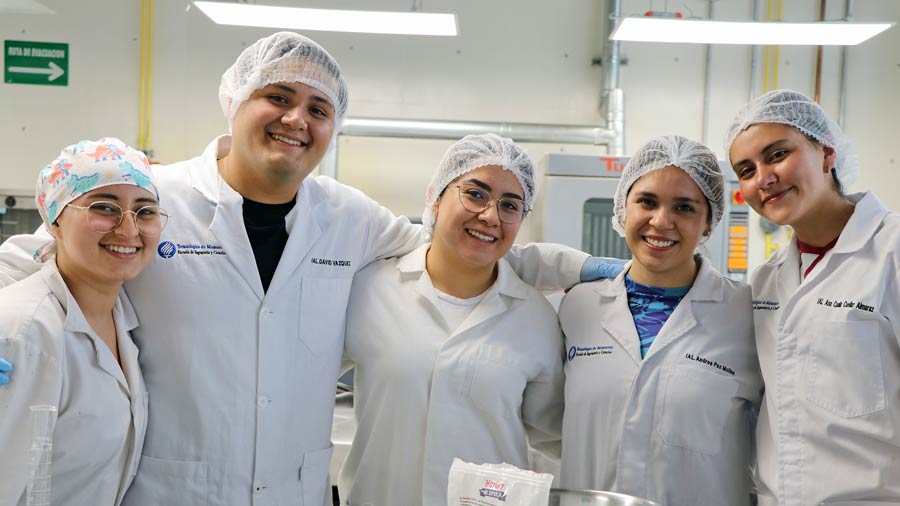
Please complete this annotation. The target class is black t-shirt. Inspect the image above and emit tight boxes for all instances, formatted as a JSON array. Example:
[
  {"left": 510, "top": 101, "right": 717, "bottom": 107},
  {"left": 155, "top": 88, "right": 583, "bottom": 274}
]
[{"left": 242, "top": 196, "right": 296, "bottom": 292}]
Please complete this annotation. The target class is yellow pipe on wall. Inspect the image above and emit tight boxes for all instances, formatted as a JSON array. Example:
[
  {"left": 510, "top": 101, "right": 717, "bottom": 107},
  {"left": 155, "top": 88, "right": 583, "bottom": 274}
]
[
  {"left": 761, "top": 0, "right": 784, "bottom": 260},
  {"left": 762, "top": 0, "right": 782, "bottom": 92},
  {"left": 774, "top": 0, "right": 781, "bottom": 88},
  {"left": 138, "top": 0, "right": 153, "bottom": 155},
  {"left": 139, "top": 0, "right": 145, "bottom": 150},
  {"left": 764, "top": 0, "right": 771, "bottom": 90}
]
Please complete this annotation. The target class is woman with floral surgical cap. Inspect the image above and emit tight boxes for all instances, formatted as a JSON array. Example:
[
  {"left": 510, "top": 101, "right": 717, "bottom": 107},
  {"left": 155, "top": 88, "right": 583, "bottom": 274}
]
[
  {"left": 339, "top": 134, "right": 566, "bottom": 506},
  {"left": 0, "top": 138, "right": 167, "bottom": 505},
  {"left": 726, "top": 89, "right": 900, "bottom": 505},
  {"left": 558, "top": 136, "right": 762, "bottom": 506}
]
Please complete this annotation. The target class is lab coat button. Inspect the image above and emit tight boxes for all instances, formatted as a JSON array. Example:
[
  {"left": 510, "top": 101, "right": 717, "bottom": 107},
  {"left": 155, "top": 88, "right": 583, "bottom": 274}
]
[
  {"left": 253, "top": 482, "right": 267, "bottom": 494},
  {"left": 258, "top": 396, "right": 271, "bottom": 408}
]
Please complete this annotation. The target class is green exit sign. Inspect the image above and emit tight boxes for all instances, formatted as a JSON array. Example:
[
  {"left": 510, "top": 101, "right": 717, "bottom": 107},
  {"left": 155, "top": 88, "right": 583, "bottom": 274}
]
[{"left": 5, "top": 40, "right": 68, "bottom": 86}]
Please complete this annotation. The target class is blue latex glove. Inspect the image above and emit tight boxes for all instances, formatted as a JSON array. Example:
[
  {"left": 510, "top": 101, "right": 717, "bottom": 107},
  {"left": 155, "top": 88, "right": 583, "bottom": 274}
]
[
  {"left": 0, "top": 357, "right": 11, "bottom": 386},
  {"left": 580, "top": 256, "right": 627, "bottom": 281}
]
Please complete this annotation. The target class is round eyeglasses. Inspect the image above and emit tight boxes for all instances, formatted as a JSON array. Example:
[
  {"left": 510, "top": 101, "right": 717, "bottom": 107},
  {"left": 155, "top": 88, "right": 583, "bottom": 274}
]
[
  {"left": 65, "top": 201, "right": 169, "bottom": 236},
  {"left": 452, "top": 184, "right": 529, "bottom": 224}
]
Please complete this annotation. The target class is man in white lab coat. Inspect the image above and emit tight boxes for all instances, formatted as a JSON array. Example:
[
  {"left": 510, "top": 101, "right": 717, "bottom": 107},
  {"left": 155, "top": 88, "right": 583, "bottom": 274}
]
[{"left": 0, "top": 32, "right": 605, "bottom": 505}]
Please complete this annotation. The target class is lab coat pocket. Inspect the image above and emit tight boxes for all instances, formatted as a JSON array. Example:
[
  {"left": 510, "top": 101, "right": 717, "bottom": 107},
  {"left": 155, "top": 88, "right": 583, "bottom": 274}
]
[
  {"left": 656, "top": 365, "right": 739, "bottom": 456},
  {"left": 806, "top": 321, "right": 885, "bottom": 418},
  {"left": 300, "top": 445, "right": 334, "bottom": 506},
  {"left": 469, "top": 345, "right": 528, "bottom": 420},
  {"left": 123, "top": 455, "right": 207, "bottom": 506},
  {"left": 299, "top": 276, "right": 353, "bottom": 358}
]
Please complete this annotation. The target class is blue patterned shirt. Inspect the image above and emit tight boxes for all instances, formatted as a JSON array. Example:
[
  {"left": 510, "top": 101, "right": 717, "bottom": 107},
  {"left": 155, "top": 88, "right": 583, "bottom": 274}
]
[{"left": 624, "top": 275, "right": 691, "bottom": 359}]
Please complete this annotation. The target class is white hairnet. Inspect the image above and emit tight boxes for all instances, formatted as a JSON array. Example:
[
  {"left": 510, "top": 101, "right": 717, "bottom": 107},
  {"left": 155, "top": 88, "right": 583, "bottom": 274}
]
[
  {"left": 422, "top": 133, "right": 535, "bottom": 235},
  {"left": 218, "top": 32, "right": 349, "bottom": 137},
  {"left": 724, "top": 89, "right": 858, "bottom": 187},
  {"left": 613, "top": 135, "right": 724, "bottom": 237}
]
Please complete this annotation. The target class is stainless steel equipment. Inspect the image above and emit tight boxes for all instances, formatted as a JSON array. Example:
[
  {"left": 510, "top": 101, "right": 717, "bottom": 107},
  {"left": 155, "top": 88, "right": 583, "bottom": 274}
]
[
  {"left": 548, "top": 488, "right": 661, "bottom": 506},
  {"left": 0, "top": 191, "right": 42, "bottom": 243}
]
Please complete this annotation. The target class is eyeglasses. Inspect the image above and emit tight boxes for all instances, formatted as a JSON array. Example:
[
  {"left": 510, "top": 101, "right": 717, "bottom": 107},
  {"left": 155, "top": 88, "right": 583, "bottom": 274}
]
[
  {"left": 66, "top": 201, "right": 169, "bottom": 236},
  {"left": 452, "top": 184, "right": 529, "bottom": 224}
]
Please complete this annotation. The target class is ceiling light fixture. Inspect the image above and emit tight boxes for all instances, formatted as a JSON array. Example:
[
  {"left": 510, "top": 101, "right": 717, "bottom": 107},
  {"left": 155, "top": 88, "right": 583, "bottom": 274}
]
[
  {"left": 0, "top": 0, "right": 55, "bottom": 15},
  {"left": 611, "top": 15, "right": 894, "bottom": 46},
  {"left": 193, "top": 1, "right": 458, "bottom": 37}
]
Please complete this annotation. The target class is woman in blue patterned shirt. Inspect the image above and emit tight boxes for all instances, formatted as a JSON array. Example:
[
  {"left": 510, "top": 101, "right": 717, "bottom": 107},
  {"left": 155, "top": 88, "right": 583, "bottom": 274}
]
[{"left": 557, "top": 135, "right": 762, "bottom": 506}]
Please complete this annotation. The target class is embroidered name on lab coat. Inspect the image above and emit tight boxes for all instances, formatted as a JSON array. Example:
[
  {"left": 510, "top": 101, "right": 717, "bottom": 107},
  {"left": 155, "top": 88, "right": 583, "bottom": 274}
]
[
  {"left": 684, "top": 353, "right": 735, "bottom": 376},
  {"left": 310, "top": 257, "right": 352, "bottom": 267},
  {"left": 816, "top": 297, "right": 875, "bottom": 312}
]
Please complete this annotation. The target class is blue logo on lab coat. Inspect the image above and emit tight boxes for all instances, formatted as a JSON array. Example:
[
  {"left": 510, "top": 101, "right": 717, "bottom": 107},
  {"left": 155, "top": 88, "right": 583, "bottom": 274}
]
[
  {"left": 568, "top": 344, "right": 614, "bottom": 361},
  {"left": 158, "top": 241, "right": 177, "bottom": 258}
]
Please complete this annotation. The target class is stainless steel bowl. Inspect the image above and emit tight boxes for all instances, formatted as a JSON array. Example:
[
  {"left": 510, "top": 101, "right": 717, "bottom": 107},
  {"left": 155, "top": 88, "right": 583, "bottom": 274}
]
[{"left": 548, "top": 488, "right": 661, "bottom": 506}]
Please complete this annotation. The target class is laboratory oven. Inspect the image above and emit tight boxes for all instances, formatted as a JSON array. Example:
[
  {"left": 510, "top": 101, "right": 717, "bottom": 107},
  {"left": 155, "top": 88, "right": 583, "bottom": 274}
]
[
  {"left": 540, "top": 154, "right": 749, "bottom": 281},
  {"left": 0, "top": 191, "right": 42, "bottom": 244}
]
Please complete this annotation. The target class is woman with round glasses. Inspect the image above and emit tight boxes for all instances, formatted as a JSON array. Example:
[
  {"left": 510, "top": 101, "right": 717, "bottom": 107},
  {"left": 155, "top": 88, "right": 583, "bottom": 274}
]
[
  {"left": 338, "top": 133, "right": 565, "bottom": 506},
  {"left": 0, "top": 138, "right": 167, "bottom": 504}
]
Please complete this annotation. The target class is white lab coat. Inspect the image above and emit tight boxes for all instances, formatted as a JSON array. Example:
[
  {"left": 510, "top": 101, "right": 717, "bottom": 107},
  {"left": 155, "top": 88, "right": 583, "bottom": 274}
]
[
  {"left": 0, "top": 135, "right": 586, "bottom": 506},
  {"left": 338, "top": 244, "right": 565, "bottom": 506},
  {"left": 0, "top": 261, "right": 147, "bottom": 506},
  {"left": 751, "top": 191, "right": 900, "bottom": 506},
  {"left": 558, "top": 255, "right": 762, "bottom": 506}
]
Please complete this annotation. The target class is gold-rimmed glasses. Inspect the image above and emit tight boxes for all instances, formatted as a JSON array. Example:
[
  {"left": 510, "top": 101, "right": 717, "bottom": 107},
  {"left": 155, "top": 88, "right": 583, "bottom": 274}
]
[
  {"left": 452, "top": 184, "right": 529, "bottom": 224},
  {"left": 65, "top": 201, "right": 169, "bottom": 236}
]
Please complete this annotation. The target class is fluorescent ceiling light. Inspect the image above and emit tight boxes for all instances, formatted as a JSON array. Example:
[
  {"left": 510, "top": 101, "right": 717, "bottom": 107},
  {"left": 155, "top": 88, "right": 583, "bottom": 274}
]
[
  {"left": 0, "top": 0, "right": 54, "bottom": 15},
  {"left": 193, "top": 1, "right": 457, "bottom": 36},
  {"left": 611, "top": 17, "right": 894, "bottom": 45}
]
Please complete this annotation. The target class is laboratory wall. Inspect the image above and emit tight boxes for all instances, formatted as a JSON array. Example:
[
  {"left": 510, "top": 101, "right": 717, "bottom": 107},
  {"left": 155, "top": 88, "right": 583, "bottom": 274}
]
[{"left": 1, "top": 0, "right": 898, "bottom": 272}]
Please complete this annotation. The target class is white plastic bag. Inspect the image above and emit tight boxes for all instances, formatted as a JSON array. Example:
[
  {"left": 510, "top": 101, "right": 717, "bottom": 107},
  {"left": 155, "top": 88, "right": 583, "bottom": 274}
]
[{"left": 447, "top": 458, "right": 553, "bottom": 506}]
